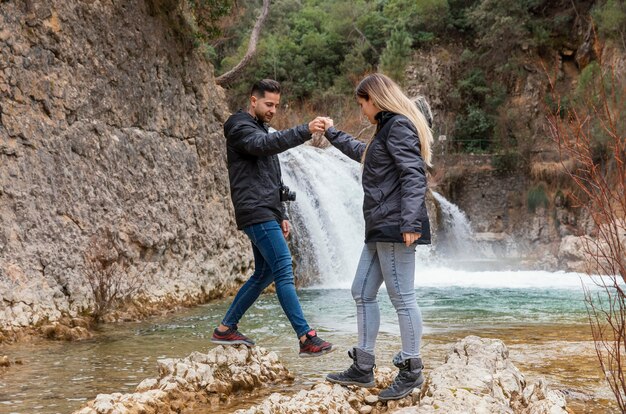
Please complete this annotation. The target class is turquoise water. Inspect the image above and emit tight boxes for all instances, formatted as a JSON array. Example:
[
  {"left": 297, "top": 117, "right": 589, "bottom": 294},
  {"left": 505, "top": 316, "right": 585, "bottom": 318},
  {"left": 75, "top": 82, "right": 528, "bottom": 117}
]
[{"left": 0, "top": 278, "right": 604, "bottom": 414}]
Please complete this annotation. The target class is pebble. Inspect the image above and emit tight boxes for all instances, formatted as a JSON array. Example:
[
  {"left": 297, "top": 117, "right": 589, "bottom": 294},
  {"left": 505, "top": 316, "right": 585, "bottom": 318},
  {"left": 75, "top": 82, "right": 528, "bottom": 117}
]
[{"left": 364, "top": 395, "right": 378, "bottom": 404}]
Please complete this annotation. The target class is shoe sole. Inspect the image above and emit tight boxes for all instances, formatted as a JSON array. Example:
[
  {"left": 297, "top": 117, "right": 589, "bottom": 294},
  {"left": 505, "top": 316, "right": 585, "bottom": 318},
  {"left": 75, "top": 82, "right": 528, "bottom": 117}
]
[
  {"left": 326, "top": 377, "right": 375, "bottom": 388},
  {"left": 298, "top": 346, "right": 335, "bottom": 358},
  {"left": 210, "top": 338, "right": 255, "bottom": 347},
  {"left": 378, "top": 381, "right": 424, "bottom": 401}
]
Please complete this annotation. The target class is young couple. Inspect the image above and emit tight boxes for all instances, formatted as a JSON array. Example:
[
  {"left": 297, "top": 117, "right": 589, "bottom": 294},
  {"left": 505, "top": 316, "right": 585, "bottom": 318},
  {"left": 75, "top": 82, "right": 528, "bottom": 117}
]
[{"left": 212, "top": 74, "right": 433, "bottom": 401}]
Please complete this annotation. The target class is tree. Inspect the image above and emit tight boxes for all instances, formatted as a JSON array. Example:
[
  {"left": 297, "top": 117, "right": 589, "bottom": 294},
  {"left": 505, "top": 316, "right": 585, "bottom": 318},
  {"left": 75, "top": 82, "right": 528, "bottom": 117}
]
[
  {"left": 547, "top": 48, "right": 626, "bottom": 410},
  {"left": 380, "top": 29, "right": 413, "bottom": 85},
  {"left": 216, "top": 0, "right": 270, "bottom": 86},
  {"left": 466, "top": 0, "right": 536, "bottom": 65},
  {"left": 593, "top": 0, "right": 626, "bottom": 50}
]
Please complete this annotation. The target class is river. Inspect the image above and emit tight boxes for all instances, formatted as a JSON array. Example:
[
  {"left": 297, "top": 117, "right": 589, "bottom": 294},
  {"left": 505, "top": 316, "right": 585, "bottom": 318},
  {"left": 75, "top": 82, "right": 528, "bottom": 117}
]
[{"left": 0, "top": 145, "right": 617, "bottom": 413}]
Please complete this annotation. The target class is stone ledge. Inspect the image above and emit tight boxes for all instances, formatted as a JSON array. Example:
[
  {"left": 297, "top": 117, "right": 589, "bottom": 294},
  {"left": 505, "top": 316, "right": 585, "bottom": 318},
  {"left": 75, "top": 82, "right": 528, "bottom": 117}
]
[
  {"left": 72, "top": 345, "right": 292, "bottom": 414},
  {"left": 71, "top": 336, "right": 571, "bottom": 414},
  {"left": 237, "top": 336, "right": 570, "bottom": 414}
]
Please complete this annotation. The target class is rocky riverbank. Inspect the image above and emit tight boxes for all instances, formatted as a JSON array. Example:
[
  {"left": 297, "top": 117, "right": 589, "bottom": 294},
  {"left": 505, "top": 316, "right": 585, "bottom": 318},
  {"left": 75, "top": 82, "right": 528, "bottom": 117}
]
[
  {"left": 0, "top": 0, "right": 251, "bottom": 342},
  {"left": 72, "top": 336, "right": 570, "bottom": 414},
  {"left": 73, "top": 345, "right": 292, "bottom": 414}
]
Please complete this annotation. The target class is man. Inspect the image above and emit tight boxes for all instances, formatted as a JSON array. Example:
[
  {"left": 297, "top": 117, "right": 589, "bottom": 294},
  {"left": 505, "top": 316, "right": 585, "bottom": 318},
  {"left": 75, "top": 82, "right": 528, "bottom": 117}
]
[{"left": 211, "top": 79, "right": 333, "bottom": 357}]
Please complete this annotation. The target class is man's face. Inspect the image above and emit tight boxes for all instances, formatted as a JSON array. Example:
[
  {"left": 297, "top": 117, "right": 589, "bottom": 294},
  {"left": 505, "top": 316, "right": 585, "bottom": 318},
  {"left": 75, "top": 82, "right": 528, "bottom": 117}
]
[{"left": 250, "top": 92, "right": 280, "bottom": 124}]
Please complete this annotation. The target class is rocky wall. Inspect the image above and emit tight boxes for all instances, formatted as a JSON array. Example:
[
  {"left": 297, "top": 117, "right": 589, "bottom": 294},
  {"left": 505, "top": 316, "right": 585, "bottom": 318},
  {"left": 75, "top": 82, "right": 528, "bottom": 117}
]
[{"left": 0, "top": 0, "right": 251, "bottom": 338}]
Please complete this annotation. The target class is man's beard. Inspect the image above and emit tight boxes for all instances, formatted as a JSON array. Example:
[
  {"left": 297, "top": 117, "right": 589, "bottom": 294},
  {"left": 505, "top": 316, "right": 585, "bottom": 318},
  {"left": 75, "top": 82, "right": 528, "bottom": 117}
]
[{"left": 255, "top": 109, "right": 272, "bottom": 124}]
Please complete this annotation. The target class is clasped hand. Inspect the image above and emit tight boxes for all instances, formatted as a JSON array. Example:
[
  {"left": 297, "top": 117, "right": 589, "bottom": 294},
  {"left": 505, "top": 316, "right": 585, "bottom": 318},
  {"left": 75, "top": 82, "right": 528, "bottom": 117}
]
[{"left": 308, "top": 116, "right": 334, "bottom": 134}]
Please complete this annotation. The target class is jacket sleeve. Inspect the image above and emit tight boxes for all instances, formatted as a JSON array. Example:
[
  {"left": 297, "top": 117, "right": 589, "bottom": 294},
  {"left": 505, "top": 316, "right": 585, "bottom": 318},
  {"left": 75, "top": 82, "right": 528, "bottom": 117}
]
[
  {"left": 324, "top": 126, "right": 366, "bottom": 162},
  {"left": 229, "top": 123, "right": 312, "bottom": 156},
  {"left": 386, "top": 118, "right": 428, "bottom": 234}
]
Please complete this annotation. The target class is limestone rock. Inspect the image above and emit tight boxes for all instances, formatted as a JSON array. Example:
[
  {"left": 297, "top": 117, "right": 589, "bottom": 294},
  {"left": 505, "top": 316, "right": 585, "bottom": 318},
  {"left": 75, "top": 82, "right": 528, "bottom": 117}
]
[
  {"left": 0, "top": 355, "right": 10, "bottom": 367},
  {"left": 558, "top": 223, "right": 626, "bottom": 274},
  {"left": 394, "top": 336, "right": 569, "bottom": 414},
  {"left": 236, "top": 337, "right": 568, "bottom": 414},
  {"left": 72, "top": 345, "right": 291, "bottom": 414},
  {"left": 0, "top": 0, "right": 251, "bottom": 338}
]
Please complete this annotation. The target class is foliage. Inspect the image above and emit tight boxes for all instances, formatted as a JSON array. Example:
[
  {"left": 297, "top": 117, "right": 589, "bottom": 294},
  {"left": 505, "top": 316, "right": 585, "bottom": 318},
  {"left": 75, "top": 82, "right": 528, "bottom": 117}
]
[
  {"left": 526, "top": 183, "right": 549, "bottom": 213},
  {"left": 466, "top": 0, "right": 533, "bottom": 53},
  {"left": 457, "top": 68, "right": 490, "bottom": 105},
  {"left": 576, "top": 61, "right": 601, "bottom": 100},
  {"left": 380, "top": 29, "right": 413, "bottom": 85},
  {"left": 383, "top": 0, "right": 450, "bottom": 37},
  {"left": 593, "top": 0, "right": 626, "bottom": 49},
  {"left": 206, "top": 0, "right": 465, "bottom": 107},
  {"left": 544, "top": 93, "right": 570, "bottom": 119},
  {"left": 195, "top": 0, "right": 607, "bottom": 157},
  {"left": 453, "top": 106, "right": 494, "bottom": 152},
  {"left": 491, "top": 151, "right": 523, "bottom": 176},
  {"left": 188, "top": 0, "right": 232, "bottom": 41}
]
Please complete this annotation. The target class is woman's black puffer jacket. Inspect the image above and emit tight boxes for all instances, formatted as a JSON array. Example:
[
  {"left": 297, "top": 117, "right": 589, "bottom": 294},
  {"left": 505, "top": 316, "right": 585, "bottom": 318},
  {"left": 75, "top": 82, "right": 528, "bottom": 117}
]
[{"left": 324, "top": 111, "right": 431, "bottom": 244}]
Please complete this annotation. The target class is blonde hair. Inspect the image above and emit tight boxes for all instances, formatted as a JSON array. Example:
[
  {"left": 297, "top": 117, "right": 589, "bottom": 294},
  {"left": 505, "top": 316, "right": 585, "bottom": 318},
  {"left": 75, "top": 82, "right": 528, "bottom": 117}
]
[{"left": 356, "top": 73, "right": 433, "bottom": 167}]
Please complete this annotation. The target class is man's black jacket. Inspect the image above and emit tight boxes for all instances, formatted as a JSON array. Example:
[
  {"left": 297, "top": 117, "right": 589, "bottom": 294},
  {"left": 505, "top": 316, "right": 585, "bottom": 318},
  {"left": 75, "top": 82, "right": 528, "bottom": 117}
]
[
  {"left": 324, "top": 111, "right": 431, "bottom": 245},
  {"left": 224, "top": 110, "right": 312, "bottom": 229}
]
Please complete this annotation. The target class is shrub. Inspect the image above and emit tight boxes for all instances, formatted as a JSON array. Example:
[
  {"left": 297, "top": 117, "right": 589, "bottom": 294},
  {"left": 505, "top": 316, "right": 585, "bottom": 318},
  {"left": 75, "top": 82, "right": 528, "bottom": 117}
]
[
  {"left": 84, "top": 229, "right": 140, "bottom": 322},
  {"left": 593, "top": 0, "right": 626, "bottom": 48},
  {"left": 457, "top": 68, "right": 490, "bottom": 105},
  {"left": 527, "top": 183, "right": 549, "bottom": 213},
  {"left": 491, "top": 151, "right": 522, "bottom": 176},
  {"left": 544, "top": 93, "right": 570, "bottom": 119},
  {"left": 453, "top": 106, "right": 495, "bottom": 152}
]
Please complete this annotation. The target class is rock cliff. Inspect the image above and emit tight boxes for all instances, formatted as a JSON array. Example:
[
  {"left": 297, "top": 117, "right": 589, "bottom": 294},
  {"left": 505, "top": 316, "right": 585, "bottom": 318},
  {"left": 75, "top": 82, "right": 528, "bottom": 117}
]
[
  {"left": 0, "top": 0, "right": 251, "bottom": 339},
  {"left": 407, "top": 43, "right": 625, "bottom": 272}
]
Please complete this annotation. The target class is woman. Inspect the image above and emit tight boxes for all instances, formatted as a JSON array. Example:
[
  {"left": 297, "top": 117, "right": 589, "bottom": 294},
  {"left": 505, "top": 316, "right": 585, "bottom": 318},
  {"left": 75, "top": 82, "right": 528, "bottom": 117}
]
[{"left": 323, "top": 73, "right": 433, "bottom": 401}]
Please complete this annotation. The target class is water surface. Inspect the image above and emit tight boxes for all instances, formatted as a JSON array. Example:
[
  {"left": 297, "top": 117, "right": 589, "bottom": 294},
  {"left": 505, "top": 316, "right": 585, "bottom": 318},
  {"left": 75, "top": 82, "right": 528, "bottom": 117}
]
[{"left": 0, "top": 271, "right": 616, "bottom": 413}]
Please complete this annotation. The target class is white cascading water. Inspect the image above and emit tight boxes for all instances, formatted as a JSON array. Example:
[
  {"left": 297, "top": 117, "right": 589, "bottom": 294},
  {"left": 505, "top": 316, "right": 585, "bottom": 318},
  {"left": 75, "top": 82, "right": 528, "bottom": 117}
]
[
  {"left": 280, "top": 145, "right": 469, "bottom": 288},
  {"left": 430, "top": 191, "right": 475, "bottom": 258},
  {"left": 279, "top": 145, "right": 364, "bottom": 288},
  {"left": 280, "top": 145, "right": 585, "bottom": 290}
]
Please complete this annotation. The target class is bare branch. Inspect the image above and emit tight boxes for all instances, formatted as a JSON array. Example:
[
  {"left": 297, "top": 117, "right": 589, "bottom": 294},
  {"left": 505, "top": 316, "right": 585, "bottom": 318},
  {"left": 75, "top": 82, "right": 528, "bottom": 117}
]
[
  {"left": 215, "top": 0, "right": 270, "bottom": 86},
  {"left": 547, "top": 35, "right": 626, "bottom": 409}
]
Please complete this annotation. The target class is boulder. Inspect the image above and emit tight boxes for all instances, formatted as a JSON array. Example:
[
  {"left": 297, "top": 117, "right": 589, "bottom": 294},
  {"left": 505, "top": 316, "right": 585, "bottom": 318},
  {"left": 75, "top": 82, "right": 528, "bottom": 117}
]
[
  {"left": 235, "top": 336, "right": 569, "bottom": 414},
  {"left": 72, "top": 345, "right": 291, "bottom": 414}
]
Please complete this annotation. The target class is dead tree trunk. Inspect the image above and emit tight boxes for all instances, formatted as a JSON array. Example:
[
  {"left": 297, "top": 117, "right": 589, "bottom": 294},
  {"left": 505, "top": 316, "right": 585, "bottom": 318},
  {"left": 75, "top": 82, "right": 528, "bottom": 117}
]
[{"left": 216, "top": 0, "right": 270, "bottom": 87}]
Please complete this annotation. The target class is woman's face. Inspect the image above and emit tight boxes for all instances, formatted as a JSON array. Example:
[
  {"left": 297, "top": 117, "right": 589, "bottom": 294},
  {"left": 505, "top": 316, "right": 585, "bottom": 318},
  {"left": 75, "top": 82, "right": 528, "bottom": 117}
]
[{"left": 357, "top": 96, "right": 380, "bottom": 124}]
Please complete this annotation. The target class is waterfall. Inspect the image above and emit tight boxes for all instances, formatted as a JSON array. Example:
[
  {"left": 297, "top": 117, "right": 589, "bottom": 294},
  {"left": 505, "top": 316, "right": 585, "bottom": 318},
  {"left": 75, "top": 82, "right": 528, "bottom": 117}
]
[
  {"left": 279, "top": 145, "right": 479, "bottom": 287},
  {"left": 279, "top": 145, "right": 576, "bottom": 284},
  {"left": 279, "top": 146, "right": 364, "bottom": 288},
  {"left": 430, "top": 191, "right": 476, "bottom": 260}
]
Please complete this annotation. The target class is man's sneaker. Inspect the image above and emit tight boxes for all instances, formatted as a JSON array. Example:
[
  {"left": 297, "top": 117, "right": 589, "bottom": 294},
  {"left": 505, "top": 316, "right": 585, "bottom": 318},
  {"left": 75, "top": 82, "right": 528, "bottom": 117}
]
[
  {"left": 210, "top": 326, "right": 255, "bottom": 346},
  {"left": 299, "top": 330, "right": 333, "bottom": 357}
]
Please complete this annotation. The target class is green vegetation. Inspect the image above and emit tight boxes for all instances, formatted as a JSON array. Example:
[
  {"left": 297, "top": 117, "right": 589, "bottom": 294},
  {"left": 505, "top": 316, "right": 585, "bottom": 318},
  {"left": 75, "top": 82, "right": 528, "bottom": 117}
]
[
  {"left": 527, "top": 183, "right": 549, "bottom": 213},
  {"left": 491, "top": 151, "right": 523, "bottom": 176},
  {"left": 380, "top": 29, "right": 413, "bottom": 85},
  {"left": 593, "top": 0, "right": 626, "bottom": 48},
  {"left": 180, "top": 0, "right": 616, "bottom": 155}
]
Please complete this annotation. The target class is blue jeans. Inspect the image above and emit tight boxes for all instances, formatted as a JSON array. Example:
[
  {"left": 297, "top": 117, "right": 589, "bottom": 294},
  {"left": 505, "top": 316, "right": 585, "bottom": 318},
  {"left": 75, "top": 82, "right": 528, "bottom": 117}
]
[
  {"left": 352, "top": 242, "right": 422, "bottom": 361},
  {"left": 221, "top": 220, "right": 311, "bottom": 338}
]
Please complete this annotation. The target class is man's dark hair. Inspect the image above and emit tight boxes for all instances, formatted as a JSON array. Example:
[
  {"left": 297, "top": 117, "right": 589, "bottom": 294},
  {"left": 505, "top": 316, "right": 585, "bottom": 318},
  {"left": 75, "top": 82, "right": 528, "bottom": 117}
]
[{"left": 251, "top": 79, "right": 281, "bottom": 98}]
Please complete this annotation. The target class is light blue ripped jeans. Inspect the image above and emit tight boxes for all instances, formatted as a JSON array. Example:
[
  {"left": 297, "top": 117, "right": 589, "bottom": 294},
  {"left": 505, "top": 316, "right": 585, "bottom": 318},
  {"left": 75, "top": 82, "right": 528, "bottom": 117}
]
[{"left": 351, "top": 242, "right": 422, "bottom": 362}]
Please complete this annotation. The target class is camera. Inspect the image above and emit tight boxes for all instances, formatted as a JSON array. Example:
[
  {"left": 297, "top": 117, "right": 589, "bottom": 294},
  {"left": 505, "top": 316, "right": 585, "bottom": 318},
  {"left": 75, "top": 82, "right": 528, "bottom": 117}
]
[{"left": 279, "top": 185, "right": 296, "bottom": 202}]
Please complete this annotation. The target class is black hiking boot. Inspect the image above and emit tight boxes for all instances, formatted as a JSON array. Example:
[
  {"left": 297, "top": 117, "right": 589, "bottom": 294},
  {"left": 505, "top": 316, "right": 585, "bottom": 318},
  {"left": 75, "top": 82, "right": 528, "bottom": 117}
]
[
  {"left": 326, "top": 347, "right": 376, "bottom": 388},
  {"left": 378, "top": 354, "right": 424, "bottom": 401}
]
